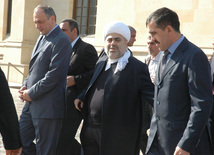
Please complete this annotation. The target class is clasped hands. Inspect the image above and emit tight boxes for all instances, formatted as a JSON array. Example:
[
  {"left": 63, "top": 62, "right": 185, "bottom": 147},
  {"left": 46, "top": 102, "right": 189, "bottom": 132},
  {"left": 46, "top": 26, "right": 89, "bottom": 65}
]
[{"left": 18, "top": 86, "right": 32, "bottom": 102}]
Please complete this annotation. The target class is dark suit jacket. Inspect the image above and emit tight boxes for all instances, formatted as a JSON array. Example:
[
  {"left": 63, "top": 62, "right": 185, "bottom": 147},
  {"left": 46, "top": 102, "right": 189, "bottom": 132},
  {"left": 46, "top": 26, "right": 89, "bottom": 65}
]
[
  {"left": 0, "top": 68, "right": 22, "bottom": 149},
  {"left": 146, "top": 37, "right": 213, "bottom": 155},
  {"left": 79, "top": 54, "right": 154, "bottom": 155},
  {"left": 22, "top": 26, "right": 72, "bottom": 118},
  {"left": 67, "top": 37, "right": 98, "bottom": 118},
  {"left": 140, "top": 56, "right": 153, "bottom": 154}
]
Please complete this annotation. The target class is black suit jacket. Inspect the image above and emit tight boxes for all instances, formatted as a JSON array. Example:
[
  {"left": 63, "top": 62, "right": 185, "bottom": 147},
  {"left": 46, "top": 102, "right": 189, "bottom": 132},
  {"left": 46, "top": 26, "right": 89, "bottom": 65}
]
[
  {"left": 67, "top": 37, "right": 98, "bottom": 118},
  {"left": 79, "top": 54, "right": 154, "bottom": 155},
  {"left": 0, "top": 68, "right": 22, "bottom": 149},
  {"left": 146, "top": 37, "right": 213, "bottom": 155}
]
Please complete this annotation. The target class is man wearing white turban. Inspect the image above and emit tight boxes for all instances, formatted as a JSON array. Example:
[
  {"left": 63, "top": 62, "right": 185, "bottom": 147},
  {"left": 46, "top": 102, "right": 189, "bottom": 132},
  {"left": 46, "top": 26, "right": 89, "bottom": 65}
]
[{"left": 74, "top": 21, "right": 154, "bottom": 155}]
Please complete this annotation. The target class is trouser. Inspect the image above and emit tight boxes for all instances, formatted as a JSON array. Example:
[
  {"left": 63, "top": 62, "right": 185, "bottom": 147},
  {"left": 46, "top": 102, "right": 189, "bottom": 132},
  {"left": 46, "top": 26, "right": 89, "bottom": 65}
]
[
  {"left": 146, "top": 135, "right": 165, "bottom": 155},
  {"left": 56, "top": 116, "right": 82, "bottom": 155},
  {"left": 80, "top": 124, "right": 101, "bottom": 155},
  {"left": 210, "top": 95, "right": 214, "bottom": 149},
  {"left": 19, "top": 109, "right": 62, "bottom": 155}
]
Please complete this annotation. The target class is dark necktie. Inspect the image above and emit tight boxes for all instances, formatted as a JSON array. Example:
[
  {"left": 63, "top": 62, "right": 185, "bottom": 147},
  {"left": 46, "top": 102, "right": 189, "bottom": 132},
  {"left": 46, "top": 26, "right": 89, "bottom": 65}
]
[
  {"left": 159, "top": 50, "right": 170, "bottom": 77},
  {"left": 36, "top": 36, "right": 45, "bottom": 51},
  {"left": 32, "top": 36, "right": 45, "bottom": 58}
]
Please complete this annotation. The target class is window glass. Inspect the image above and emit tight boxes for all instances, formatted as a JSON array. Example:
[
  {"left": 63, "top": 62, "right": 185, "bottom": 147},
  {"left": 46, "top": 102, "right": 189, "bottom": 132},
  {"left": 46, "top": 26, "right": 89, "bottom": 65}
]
[
  {"left": 77, "top": 0, "right": 82, "bottom": 7},
  {"left": 74, "top": 0, "right": 97, "bottom": 35}
]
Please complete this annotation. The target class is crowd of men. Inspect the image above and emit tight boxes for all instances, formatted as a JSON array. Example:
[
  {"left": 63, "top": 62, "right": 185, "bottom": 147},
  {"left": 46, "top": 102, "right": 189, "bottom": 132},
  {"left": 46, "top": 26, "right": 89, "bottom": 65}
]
[{"left": 0, "top": 4, "right": 214, "bottom": 155}]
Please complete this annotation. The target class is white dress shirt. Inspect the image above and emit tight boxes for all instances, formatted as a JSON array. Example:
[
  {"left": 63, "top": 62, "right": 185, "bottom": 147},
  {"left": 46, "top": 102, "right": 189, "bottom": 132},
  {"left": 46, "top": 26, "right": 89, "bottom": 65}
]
[{"left": 148, "top": 51, "right": 162, "bottom": 82}]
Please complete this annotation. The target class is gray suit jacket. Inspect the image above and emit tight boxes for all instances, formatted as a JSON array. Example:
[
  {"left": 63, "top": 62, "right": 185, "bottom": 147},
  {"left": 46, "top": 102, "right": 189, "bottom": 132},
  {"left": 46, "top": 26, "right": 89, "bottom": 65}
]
[
  {"left": 146, "top": 37, "right": 213, "bottom": 155},
  {"left": 22, "top": 26, "right": 72, "bottom": 118}
]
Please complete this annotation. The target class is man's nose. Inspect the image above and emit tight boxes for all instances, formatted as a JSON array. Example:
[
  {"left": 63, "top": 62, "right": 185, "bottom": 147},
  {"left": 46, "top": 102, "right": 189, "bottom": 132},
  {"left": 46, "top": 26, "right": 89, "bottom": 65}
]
[
  {"left": 35, "top": 24, "right": 40, "bottom": 29},
  {"left": 111, "top": 40, "right": 116, "bottom": 45}
]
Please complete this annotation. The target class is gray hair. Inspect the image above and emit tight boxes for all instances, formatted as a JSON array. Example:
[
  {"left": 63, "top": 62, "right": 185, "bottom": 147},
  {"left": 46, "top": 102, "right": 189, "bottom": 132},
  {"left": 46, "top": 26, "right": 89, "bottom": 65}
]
[{"left": 34, "top": 4, "right": 56, "bottom": 21}]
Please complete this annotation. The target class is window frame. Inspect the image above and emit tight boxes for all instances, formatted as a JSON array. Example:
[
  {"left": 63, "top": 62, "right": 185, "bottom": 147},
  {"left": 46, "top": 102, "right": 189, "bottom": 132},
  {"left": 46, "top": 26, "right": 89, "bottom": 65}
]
[{"left": 73, "top": 0, "right": 97, "bottom": 36}]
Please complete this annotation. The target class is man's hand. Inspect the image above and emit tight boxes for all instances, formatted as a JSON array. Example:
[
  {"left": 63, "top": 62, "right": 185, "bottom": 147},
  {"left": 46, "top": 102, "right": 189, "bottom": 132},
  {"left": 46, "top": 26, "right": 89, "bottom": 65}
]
[
  {"left": 74, "top": 99, "right": 83, "bottom": 111},
  {"left": 67, "top": 76, "right": 76, "bottom": 87},
  {"left": 18, "top": 86, "right": 26, "bottom": 102},
  {"left": 6, "top": 147, "right": 22, "bottom": 155},
  {"left": 174, "top": 146, "right": 190, "bottom": 155},
  {"left": 22, "top": 90, "right": 32, "bottom": 102}
]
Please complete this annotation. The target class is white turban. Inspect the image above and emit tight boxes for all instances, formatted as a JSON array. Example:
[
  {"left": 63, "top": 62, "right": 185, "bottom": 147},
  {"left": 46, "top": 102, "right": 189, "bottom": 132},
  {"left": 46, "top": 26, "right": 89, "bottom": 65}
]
[{"left": 103, "top": 21, "right": 130, "bottom": 42}]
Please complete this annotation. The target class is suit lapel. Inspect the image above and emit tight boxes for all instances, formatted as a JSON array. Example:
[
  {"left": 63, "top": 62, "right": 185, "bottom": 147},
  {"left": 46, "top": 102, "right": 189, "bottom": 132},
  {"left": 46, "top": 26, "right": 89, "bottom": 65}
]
[
  {"left": 32, "top": 37, "right": 47, "bottom": 59},
  {"left": 70, "top": 38, "right": 81, "bottom": 62},
  {"left": 146, "top": 56, "right": 152, "bottom": 65},
  {"left": 29, "top": 25, "right": 60, "bottom": 72},
  {"left": 86, "top": 57, "right": 108, "bottom": 93},
  {"left": 158, "top": 38, "right": 189, "bottom": 83},
  {"left": 31, "top": 35, "right": 43, "bottom": 59},
  {"left": 156, "top": 55, "right": 162, "bottom": 82}
]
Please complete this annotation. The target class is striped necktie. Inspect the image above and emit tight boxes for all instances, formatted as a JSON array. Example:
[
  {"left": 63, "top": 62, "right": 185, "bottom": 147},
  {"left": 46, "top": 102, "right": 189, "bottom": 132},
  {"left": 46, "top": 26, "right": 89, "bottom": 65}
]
[{"left": 159, "top": 50, "right": 170, "bottom": 77}]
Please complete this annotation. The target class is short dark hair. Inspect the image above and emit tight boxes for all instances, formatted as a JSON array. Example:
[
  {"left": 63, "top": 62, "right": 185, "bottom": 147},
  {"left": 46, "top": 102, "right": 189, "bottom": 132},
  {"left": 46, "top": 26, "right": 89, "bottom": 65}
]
[
  {"left": 127, "top": 25, "right": 137, "bottom": 33},
  {"left": 61, "top": 19, "right": 79, "bottom": 35},
  {"left": 146, "top": 7, "right": 180, "bottom": 33},
  {"left": 34, "top": 4, "right": 56, "bottom": 21}
]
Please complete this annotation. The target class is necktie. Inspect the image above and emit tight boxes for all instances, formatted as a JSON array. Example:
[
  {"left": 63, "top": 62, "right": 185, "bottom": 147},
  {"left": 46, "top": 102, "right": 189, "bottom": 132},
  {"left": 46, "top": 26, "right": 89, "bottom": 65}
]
[
  {"left": 36, "top": 36, "right": 45, "bottom": 51},
  {"left": 32, "top": 36, "right": 45, "bottom": 58},
  {"left": 159, "top": 50, "right": 170, "bottom": 77}
]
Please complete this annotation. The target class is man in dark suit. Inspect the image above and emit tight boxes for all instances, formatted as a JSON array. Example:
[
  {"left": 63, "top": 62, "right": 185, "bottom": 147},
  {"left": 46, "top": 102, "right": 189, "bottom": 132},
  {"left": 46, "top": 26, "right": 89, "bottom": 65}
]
[
  {"left": 74, "top": 21, "right": 154, "bottom": 155},
  {"left": 18, "top": 5, "right": 72, "bottom": 155},
  {"left": 57, "top": 19, "right": 98, "bottom": 155},
  {"left": 208, "top": 49, "right": 214, "bottom": 150},
  {"left": 140, "top": 36, "right": 161, "bottom": 154},
  {"left": 145, "top": 7, "right": 213, "bottom": 155},
  {"left": 0, "top": 68, "right": 22, "bottom": 154}
]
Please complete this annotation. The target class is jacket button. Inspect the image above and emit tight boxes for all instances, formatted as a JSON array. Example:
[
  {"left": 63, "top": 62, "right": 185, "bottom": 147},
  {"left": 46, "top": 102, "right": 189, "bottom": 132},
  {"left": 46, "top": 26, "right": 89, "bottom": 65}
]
[
  {"left": 157, "top": 101, "right": 160, "bottom": 105},
  {"left": 156, "top": 116, "right": 160, "bottom": 120}
]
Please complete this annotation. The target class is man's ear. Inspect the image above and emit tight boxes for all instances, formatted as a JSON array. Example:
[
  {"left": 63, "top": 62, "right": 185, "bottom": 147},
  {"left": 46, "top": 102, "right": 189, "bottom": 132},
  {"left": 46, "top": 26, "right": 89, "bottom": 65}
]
[
  {"left": 73, "top": 28, "right": 77, "bottom": 33},
  {"left": 165, "top": 25, "right": 173, "bottom": 33},
  {"left": 50, "top": 15, "right": 55, "bottom": 23}
]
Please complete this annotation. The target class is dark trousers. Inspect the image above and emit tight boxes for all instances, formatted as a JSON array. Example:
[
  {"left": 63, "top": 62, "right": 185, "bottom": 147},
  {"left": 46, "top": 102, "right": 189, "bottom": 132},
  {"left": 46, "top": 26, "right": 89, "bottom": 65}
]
[
  {"left": 146, "top": 135, "right": 165, "bottom": 155},
  {"left": 141, "top": 100, "right": 153, "bottom": 154},
  {"left": 56, "top": 88, "right": 83, "bottom": 155},
  {"left": 56, "top": 116, "right": 82, "bottom": 155},
  {"left": 80, "top": 124, "right": 101, "bottom": 155},
  {"left": 210, "top": 95, "right": 214, "bottom": 149},
  {"left": 19, "top": 109, "right": 62, "bottom": 155}
]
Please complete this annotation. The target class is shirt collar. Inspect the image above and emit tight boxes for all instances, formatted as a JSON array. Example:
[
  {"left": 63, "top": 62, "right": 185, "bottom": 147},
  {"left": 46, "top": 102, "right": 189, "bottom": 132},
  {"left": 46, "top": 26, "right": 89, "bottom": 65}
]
[
  {"left": 168, "top": 34, "right": 184, "bottom": 56},
  {"left": 151, "top": 51, "right": 162, "bottom": 62},
  {"left": 45, "top": 24, "right": 58, "bottom": 37},
  {"left": 71, "top": 36, "right": 80, "bottom": 48}
]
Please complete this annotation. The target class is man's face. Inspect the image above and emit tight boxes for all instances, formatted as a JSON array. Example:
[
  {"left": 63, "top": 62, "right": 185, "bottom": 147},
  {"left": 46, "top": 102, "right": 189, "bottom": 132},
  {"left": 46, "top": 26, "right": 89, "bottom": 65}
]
[
  {"left": 33, "top": 8, "right": 54, "bottom": 35},
  {"left": 147, "top": 38, "right": 160, "bottom": 57},
  {"left": 128, "top": 31, "right": 136, "bottom": 46},
  {"left": 60, "top": 22, "right": 74, "bottom": 42},
  {"left": 147, "top": 20, "right": 170, "bottom": 51},
  {"left": 105, "top": 33, "right": 128, "bottom": 59}
]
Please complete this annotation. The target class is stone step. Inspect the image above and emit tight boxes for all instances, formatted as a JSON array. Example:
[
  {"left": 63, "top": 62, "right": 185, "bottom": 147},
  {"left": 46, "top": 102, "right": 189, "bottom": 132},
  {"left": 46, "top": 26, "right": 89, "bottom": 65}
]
[{"left": 8, "top": 82, "right": 22, "bottom": 89}]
